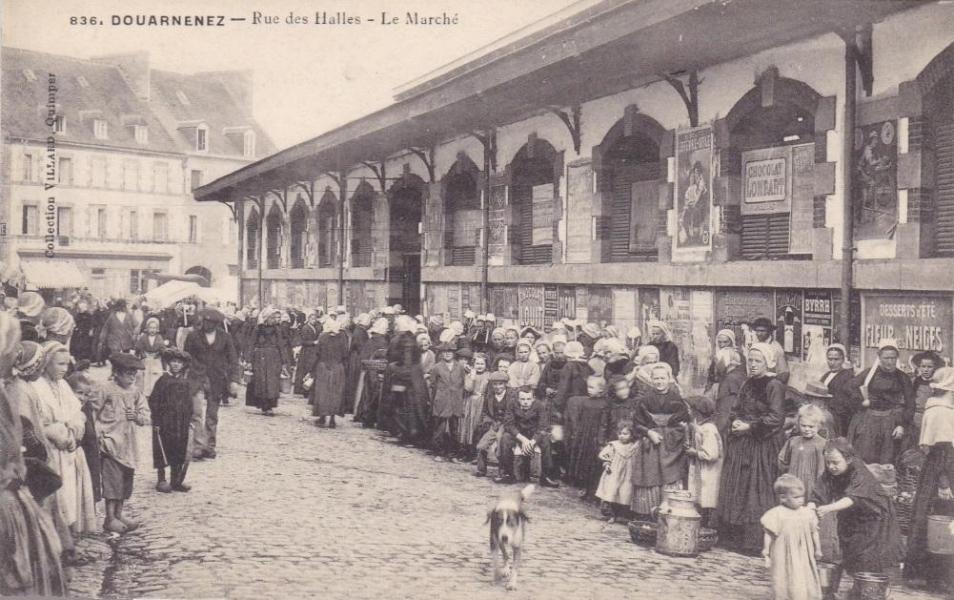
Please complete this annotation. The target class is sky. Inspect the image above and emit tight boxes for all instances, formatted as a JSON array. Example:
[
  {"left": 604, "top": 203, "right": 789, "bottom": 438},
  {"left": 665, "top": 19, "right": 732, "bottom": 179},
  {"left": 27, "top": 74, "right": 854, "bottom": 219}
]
[{"left": 2, "top": 0, "right": 582, "bottom": 149}]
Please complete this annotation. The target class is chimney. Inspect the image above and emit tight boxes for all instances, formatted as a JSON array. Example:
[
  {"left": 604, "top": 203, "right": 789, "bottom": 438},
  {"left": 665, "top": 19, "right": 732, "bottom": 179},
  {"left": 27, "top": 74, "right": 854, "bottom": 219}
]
[
  {"left": 91, "top": 52, "right": 150, "bottom": 101},
  {"left": 201, "top": 70, "right": 254, "bottom": 115}
]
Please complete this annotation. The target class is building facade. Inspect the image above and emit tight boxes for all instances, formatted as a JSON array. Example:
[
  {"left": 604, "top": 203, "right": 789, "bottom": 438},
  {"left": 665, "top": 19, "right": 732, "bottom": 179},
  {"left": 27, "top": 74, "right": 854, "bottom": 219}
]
[
  {"left": 0, "top": 48, "right": 274, "bottom": 300},
  {"left": 195, "top": 0, "right": 954, "bottom": 395}
]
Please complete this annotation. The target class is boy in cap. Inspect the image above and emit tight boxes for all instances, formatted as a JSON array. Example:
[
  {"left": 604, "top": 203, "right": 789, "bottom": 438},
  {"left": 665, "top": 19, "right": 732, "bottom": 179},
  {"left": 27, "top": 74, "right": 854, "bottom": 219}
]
[
  {"left": 89, "top": 352, "right": 151, "bottom": 533},
  {"left": 429, "top": 342, "right": 466, "bottom": 461},
  {"left": 475, "top": 371, "right": 514, "bottom": 477}
]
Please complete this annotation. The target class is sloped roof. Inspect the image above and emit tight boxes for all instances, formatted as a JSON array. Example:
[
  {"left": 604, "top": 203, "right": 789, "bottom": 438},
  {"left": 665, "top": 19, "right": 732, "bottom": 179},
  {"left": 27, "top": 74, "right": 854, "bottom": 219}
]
[
  {"left": 1, "top": 47, "right": 180, "bottom": 153},
  {"left": 149, "top": 69, "right": 276, "bottom": 157}
]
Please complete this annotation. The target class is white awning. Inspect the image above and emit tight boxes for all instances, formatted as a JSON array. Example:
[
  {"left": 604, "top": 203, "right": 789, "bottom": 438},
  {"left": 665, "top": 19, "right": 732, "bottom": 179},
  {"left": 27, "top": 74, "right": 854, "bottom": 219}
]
[
  {"left": 20, "top": 260, "right": 87, "bottom": 289},
  {"left": 142, "top": 280, "right": 201, "bottom": 308}
]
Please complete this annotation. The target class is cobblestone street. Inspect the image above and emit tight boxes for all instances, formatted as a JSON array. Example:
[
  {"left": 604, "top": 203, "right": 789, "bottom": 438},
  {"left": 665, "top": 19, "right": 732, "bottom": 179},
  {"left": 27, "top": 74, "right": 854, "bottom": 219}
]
[{"left": 67, "top": 378, "right": 944, "bottom": 600}]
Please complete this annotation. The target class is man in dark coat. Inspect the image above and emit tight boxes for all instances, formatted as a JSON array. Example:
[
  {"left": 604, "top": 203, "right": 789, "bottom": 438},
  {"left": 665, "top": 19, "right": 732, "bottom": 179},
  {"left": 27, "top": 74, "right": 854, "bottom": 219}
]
[
  {"left": 96, "top": 299, "right": 136, "bottom": 358},
  {"left": 184, "top": 308, "right": 241, "bottom": 459},
  {"left": 495, "top": 387, "right": 555, "bottom": 485}
]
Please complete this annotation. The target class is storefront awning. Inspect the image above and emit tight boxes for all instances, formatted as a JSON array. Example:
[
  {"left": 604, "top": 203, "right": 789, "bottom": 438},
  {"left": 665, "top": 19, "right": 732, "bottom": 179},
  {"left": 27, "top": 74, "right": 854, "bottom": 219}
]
[{"left": 20, "top": 261, "right": 87, "bottom": 289}]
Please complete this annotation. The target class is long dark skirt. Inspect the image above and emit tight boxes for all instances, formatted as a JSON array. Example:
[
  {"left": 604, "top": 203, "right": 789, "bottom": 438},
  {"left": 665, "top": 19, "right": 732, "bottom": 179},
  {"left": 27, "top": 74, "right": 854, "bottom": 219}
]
[
  {"left": 356, "top": 370, "right": 382, "bottom": 426},
  {"left": 385, "top": 363, "right": 429, "bottom": 442},
  {"left": 0, "top": 488, "right": 66, "bottom": 597},
  {"left": 293, "top": 345, "right": 317, "bottom": 395},
  {"left": 80, "top": 402, "right": 102, "bottom": 503},
  {"left": 312, "top": 362, "right": 345, "bottom": 417},
  {"left": 245, "top": 347, "right": 282, "bottom": 410},
  {"left": 565, "top": 399, "right": 606, "bottom": 493},
  {"left": 904, "top": 443, "right": 954, "bottom": 586},
  {"left": 848, "top": 407, "right": 902, "bottom": 465},
  {"left": 716, "top": 430, "right": 785, "bottom": 549}
]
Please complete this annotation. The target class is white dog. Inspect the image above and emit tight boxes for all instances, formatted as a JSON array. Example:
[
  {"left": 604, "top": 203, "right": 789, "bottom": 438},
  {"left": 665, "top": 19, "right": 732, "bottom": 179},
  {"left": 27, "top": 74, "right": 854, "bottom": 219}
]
[{"left": 486, "top": 484, "right": 535, "bottom": 591}]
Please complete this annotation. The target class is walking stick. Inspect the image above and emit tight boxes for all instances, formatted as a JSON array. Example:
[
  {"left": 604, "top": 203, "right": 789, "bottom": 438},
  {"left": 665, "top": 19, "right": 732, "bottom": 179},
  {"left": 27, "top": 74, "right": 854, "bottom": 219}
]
[
  {"left": 154, "top": 426, "right": 169, "bottom": 466},
  {"left": 353, "top": 371, "right": 366, "bottom": 415}
]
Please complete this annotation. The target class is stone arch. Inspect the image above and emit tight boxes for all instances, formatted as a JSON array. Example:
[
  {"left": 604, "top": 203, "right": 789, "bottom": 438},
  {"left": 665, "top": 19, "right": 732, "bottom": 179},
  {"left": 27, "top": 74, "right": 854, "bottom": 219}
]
[
  {"left": 245, "top": 205, "right": 260, "bottom": 269},
  {"left": 592, "top": 111, "right": 668, "bottom": 262},
  {"left": 350, "top": 181, "right": 376, "bottom": 268},
  {"left": 441, "top": 153, "right": 481, "bottom": 266},
  {"left": 388, "top": 172, "right": 425, "bottom": 260},
  {"left": 289, "top": 196, "right": 309, "bottom": 268},
  {"left": 184, "top": 265, "right": 212, "bottom": 286},
  {"left": 508, "top": 137, "right": 563, "bottom": 265},
  {"left": 725, "top": 74, "right": 820, "bottom": 150},
  {"left": 316, "top": 189, "right": 337, "bottom": 268}
]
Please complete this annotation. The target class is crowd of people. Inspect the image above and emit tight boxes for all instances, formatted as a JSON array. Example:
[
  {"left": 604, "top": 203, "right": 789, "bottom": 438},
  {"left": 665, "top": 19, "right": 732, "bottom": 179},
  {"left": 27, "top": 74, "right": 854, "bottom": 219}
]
[{"left": 2, "top": 286, "right": 952, "bottom": 598}]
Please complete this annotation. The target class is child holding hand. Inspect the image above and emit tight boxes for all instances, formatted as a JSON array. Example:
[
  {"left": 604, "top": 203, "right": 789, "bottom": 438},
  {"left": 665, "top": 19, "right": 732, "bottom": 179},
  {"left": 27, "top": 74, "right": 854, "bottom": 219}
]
[
  {"left": 595, "top": 421, "right": 638, "bottom": 523},
  {"left": 761, "top": 474, "right": 823, "bottom": 600}
]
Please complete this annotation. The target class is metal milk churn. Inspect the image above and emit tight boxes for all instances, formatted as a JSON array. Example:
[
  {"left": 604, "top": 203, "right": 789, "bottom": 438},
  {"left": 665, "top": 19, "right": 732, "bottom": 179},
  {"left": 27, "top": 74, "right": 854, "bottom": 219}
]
[{"left": 655, "top": 490, "right": 701, "bottom": 557}]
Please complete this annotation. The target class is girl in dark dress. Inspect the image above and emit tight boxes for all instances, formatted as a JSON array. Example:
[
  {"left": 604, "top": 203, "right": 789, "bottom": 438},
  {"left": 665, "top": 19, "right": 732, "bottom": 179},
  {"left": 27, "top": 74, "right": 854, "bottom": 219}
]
[
  {"left": 716, "top": 342, "right": 787, "bottom": 554},
  {"left": 384, "top": 316, "right": 429, "bottom": 444},
  {"left": 149, "top": 349, "right": 200, "bottom": 493},
  {"left": 293, "top": 312, "right": 320, "bottom": 396},
  {"left": 554, "top": 341, "right": 592, "bottom": 422},
  {"left": 565, "top": 376, "right": 610, "bottom": 497},
  {"left": 605, "top": 375, "right": 637, "bottom": 436},
  {"left": 811, "top": 437, "right": 902, "bottom": 596},
  {"left": 346, "top": 314, "right": 371, "bottom": 414},
  {"left": 647, "top": 320, "right": 680, "bottom": 379},
  {"left": 355, "top": 318, "right": 390, "bottom": 426},
  {"left": 848, "top": 339, "right": 914, "bottom": 465},
  {"left": 244, "top": 308, "right": 293, "bottom": 416},
  {"left": 630, "top": 362, "right": 690, "bottom": 518}
]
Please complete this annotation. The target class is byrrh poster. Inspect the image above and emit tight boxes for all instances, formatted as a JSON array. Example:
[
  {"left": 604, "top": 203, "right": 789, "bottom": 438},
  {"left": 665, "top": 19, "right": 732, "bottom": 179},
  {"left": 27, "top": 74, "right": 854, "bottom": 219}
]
[{"left": 673, "top": 124, "right": 713, "bottom": 251}]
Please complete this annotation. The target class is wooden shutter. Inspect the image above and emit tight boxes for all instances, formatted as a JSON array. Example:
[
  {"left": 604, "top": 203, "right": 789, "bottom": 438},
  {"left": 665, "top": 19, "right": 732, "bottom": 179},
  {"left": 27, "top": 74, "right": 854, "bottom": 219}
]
[
  {"left": 512, "top": 184, "right": 552, "bottom": 264},
  {"left": 608, "top": 163, "right": 659, "bottom": 261},
  {"left": 741, "top": 213, "right": 790, "bottom": 258},
  {"left": 935, "top": 123, "right": 954, "bottom": 256}
]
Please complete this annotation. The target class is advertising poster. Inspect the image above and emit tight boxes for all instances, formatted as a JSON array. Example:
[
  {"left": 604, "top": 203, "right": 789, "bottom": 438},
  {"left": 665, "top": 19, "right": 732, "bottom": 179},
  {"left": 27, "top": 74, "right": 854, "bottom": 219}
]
[
  {"left": 715, "top": 290, "right": 776, "bottom": 355},
  {"left": 447, "top": 284, "right": 460, "bottom": 321},
  {"left": 661, "top": 288, "right": 693, "bottom": 391},
  {"left": 518, "top": 285, "right": 545, "bottom": 329},
  {"left": 565, "top": 162, "right": 593, "bottom": 263},
  {"left": 789, "top": 144, "right": 816, "bottom": 254},
  {"left": 689, "top": 290, "right": 714, "bottom": 394},
  {"left": 775, "top": 290, "right": 803, "bottom": 357},
  {"left": 487, "top": 185, "right": 508, "bottom": 266},
  {"left": 489, "top": 285, "right": 518, "bottom": 323},
  {"left": 574, "top": 287, "right": 589, "bottom": 322},
  {"left": 853, "top": 120, "right": 898, "bottom": 241},
  {"left": 803, "top": 290, "right": 833, "bottom": 365},
  {"left": 673, "top": 125, "right": 713, "bottom": 251},
  {"left": 612, "top": 288, "right": 638, "bottom": 332},
  {"left": 544, "top": 285, "right": 560, "bottom": 330},
  {"left": 742, "top": 148, "right": 789, "bottom": 215},
  {"left": 559, "top": 286, "right": 577, "bottom": 322},
  {"left": 587, "top": 287, "right": 613, "bottom": 327},
  {"left": 638, "top": 287, "right": 661, "bottom": 334},
  {"left": 862, "top": 293, "right": 952, "bottom": 371}
]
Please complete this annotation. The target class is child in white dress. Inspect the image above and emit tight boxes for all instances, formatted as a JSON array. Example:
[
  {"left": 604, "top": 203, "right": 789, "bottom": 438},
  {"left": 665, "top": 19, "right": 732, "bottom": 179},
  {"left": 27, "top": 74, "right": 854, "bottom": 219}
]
[
  {"left": 761, "top": 474, "right": 823, "bottom": 600},
  {"left": 685, "top": 395, "right": 723, "bottom": 527},
  {"left": 595, "top": 421, "right": 638, "bottom": 523}
]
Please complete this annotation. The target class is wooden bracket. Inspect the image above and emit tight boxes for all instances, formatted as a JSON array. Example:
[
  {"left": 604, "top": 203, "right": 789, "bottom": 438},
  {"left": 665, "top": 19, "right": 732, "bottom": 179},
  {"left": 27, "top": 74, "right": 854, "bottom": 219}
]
[
  {"left": 361, "top": 160, "right": 388, "bottom": 191},
  {"left": 217, "top": 199, "right": 237, "bottom": 221},
  {"left": 660, "top": 70, "right": 700, "bottom": 127},
  {"left": 408, "top": 146, "right": 435, "bottom": 182},
  {"left": 841, "top": 24, "right": 874, "bottom": 97},
  {"left": 547, "top": 104, "right": 582, "bottom": 154},
  {"left": 470, "top": 128, "right": 498, "bottom": 172},
  {"left": 290, "top": 181, "right": 314, "bottom": 207},
  {"left": 266, "top": 188, "right": 287, "bottom": 213}
]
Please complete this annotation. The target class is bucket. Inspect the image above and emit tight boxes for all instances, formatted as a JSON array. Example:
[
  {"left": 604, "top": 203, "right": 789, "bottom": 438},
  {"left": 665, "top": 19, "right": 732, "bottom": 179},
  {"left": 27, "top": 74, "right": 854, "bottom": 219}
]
[
  {"left": 280, "top": 374, "right": 292, "bottom": 395},
  {"left": 927, "top": 514, "right": 954, "bottom": 555},
  {"left": 817, "top": 562, "right": 837, "bottom": 595},
  {"left": 851, "top": 572, "right": 889, "bottom": 600},
  {"left": 655, "top": 491, "right": 701, "bottom": 557}
]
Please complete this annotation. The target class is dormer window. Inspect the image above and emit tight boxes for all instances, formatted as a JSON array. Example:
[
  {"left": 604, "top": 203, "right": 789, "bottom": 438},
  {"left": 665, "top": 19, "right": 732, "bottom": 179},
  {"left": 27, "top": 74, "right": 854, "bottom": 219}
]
[
  {"left": 22, "top": 69, "right": 36, "bottom": 82},
  {"left": 176, "top": 90, "right": 191, "bottom": 106},
  {"left": 52, "top": 116, "right": 65, "bottom": 134},
  {"left": 77, "top": 75, "right": 89, "bottom": 88},
  {"left": 196, "top": 125, "right": 208, "bottom": 152},
  {"left": 93, "top": 119, "right": 108, "bottom": 140},
  {"left": 134, "top": 125, "right": 148, "bottom": 144},
  {"left": 243, "top": 131, "right": 256, "bottom": 158}
]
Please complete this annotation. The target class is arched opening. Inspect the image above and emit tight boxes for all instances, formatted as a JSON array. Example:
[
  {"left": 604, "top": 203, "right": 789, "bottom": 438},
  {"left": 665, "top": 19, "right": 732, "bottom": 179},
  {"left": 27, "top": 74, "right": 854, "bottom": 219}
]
[
  {"left": 289, "top": 197, "right": 308, "bottom": 268},
  {"left": 388, "top": 173, "right": 424, "bottom": 314},
  {"left": 595, "top": 118, "right": 664, "bottom": 261},
  {"left": 510, "top": 138, "right": 558, "bottom": 265},
  {"left": 245, "top": 207, "right": 260, "bottom": 269},
  {"left": 184, "top": 265, "right": 212, "bottom": 286},
  {"left": 350, "top": 182, "right": 374, "bottom": 268},
  {"left": 265, "top": 203, "right": 283, "bottom": 269},
  {"left": 726, "top": 74, "right": 819, "bottom": 259},
  {"left": 317, "top": 190, "right": 337, "bottom": 268},
  {"left": 918, "top": 43, "right": 954, "bottom": 256},
  {"left": 442, "top": 155, "right": 481, "bottom": 266}
]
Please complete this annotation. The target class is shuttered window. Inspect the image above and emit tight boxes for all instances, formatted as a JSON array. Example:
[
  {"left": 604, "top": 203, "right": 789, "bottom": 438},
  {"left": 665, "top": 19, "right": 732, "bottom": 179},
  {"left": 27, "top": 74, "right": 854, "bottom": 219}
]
[
  {"left": 444, "top": 173, "right": 480, "bottom": 266},
  {"left": 607, "top": 162, "right": 659, "bottom": 261},
  {"left": 351, "top": 193, "right": 373, "bottom": 267},
  {"left": 513, "top": 184, "right": 552, "bottom": 264},
  {"left": 935, "top": 123, "right": 954, "bottom": 256},
  {"left": 741, "top": 213, "right": 790, "bottom": 259}
]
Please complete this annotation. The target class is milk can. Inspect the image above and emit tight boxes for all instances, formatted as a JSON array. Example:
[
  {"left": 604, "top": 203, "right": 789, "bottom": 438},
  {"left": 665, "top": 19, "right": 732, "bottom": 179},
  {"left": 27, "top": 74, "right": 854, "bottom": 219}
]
[{"left": 654, "top": 490, "right": 701, "bottom": 557}]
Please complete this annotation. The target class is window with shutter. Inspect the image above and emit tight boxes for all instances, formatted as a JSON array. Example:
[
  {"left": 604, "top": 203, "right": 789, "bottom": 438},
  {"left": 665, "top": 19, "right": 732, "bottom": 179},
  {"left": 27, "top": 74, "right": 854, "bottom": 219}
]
[
  {"left": 510, "top": 140, "right": 557, "bottom": 265},
  {"left": 740, "top": 213, "right": 790, "bottom": 259},
  {"left": 934, "top": 122, "right": 954, "bottom": 256},
  {"left": 443, "top": 170, "right": 480, "bottom": 266},
  {"left": 350, "top": 187, "right": 373, "bottom": 267},
  {"left": 246, "top": 211, "right": 260, "bottom": 269}
]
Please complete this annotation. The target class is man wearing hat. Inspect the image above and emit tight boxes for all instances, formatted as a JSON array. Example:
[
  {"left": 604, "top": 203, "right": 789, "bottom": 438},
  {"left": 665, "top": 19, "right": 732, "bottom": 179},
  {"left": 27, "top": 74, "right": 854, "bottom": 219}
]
[
  {"left": 430, "top": 342, "right": 466, "bottom": 460},
  {"left": 474, "top": 371, "right": 514, "bottom": 477},
  {"left": 752, "top": 317, "right": 789, "bottom": 384},
  {"left": 97, "top": 299, "right": 136, "bottom": 359},
  {"left": 148, "top": 348, "right": 200, "bottom": 493},
  {"left": 184, "top": 307, "right": 241, "bottom": 459},
  {"left": 89, "top": 353, "right": 150, "bottom": 533}
]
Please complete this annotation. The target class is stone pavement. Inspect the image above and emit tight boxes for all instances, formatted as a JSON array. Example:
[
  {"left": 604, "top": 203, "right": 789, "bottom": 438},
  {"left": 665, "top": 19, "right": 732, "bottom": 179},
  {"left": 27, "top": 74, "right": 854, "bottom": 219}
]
[{"left": 68, "top": 380, "right": 944, "bottom": 600}]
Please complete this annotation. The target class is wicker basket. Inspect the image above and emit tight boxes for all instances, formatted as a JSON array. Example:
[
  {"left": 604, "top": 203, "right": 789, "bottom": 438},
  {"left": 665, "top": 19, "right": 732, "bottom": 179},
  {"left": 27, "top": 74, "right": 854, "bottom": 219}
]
[
  {"left": 698, "top": 527, "right": 719, "bottom": 552},
  {"left": 361, "top": 359, "right": 389, "bottom": 373},
  {"left": 628, "top": 520, "right": 656, "bottom": 546}
]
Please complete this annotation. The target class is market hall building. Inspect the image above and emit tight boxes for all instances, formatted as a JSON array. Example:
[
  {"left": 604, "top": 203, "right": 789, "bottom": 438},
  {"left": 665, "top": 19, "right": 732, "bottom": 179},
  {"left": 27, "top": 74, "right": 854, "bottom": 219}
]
[{"left": 194, "top": 0, "right": 954, "bottom": 395}]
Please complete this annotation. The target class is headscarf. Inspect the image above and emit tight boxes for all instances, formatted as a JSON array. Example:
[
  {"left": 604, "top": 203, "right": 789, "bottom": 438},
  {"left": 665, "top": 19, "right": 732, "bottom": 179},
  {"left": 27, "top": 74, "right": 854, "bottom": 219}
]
[
  {"left": 564, "top": 341, "right": 585, "bottom": 361},
  {"left": 490, "top": 327, "right": 506, "bottom": 339},
  {"left": 647, "top": 320, "right": 673, "bottom": 342},
  {"left": 439, "top": 328, "right": 456, "bottom": 344},
  {"left": 635, "top": 345, "right": 661, "bottom": 365},
  {"left": 323, "top": 317, "right": 342, "bottom": 334},
  {"left": 449, "top": 321, "right": 465, "bottom": 336},
  {"left": 647, "top": 361, "right": 675, "bottom": 385},
  {"left": 258, "top": 306, "right": 280, "bottom": 324},
  {"left": 144, "top": 316, "right": 161, "bottom": 330},
  {"left": 826, "top": 343, "right": 850, "bottom": 369},
  {"left": 38, "top": 341, "right": 70, "bottom": 378},
  {"left": 12, "top": 340, "right": 43, "bottom": 379},
  {"left": 550, "top": 334, "right": 568, "bottom": 348},
  {"left": 355, "top": 313, "right": 371, "bottom": 328},
  {"left": 748, "top": 342, "right": 778, "bottom": 371},
  {"left": 627, "top": 326, "right": 642, "bottom": 343},
  {"left": 715, "top": 328, "right": 737, "bottom": 347},
  {"left": 716, "top": 346, "right": 742, "bottom": 369},
  {"left": 370, "top": 318, "right": 389, "bottom": 336},
  {"left": 603, "top": 325, "right": 620, "bottom": 340},
  {"left": 17, "top": 291, "right": 45, "bottom": 318},
  {"left": 395, "top": 315, "right": 418, "bottom": 334},
  {"left": 37, "top": 306, "right": 75, "bottom": 339}
]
